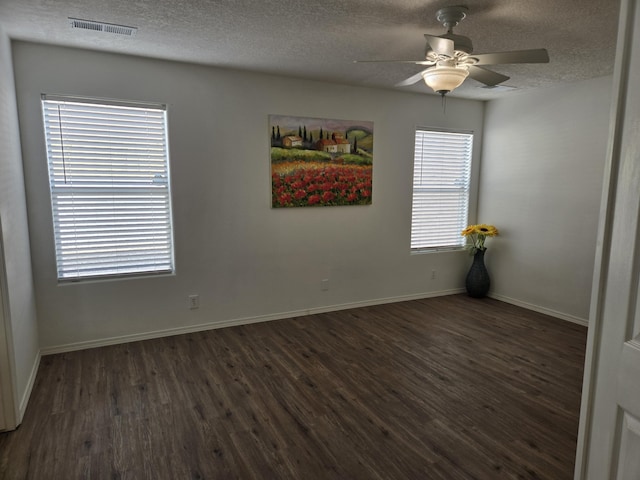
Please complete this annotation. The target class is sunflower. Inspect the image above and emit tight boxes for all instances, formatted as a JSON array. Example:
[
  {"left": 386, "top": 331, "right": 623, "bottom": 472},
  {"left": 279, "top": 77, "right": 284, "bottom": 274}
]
[
  {"left": 475, "top": 224, "right": 499, "bottom": 237},
  {"left": 461, "top": 223, "right": 499, "bottom": 254},
  {"left": 461, "top": 225, "right": 476, "bottom": 236}
]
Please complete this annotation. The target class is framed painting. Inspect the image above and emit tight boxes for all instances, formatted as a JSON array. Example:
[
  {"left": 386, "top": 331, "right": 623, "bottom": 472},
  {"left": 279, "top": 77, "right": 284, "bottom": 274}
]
[{"left": 270, "top": 115, "right": 373, "bottom": 208}]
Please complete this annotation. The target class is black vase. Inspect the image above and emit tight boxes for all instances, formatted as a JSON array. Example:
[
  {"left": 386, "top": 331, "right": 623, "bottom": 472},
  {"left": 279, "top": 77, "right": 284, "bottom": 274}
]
[{"left": 466, "top": 249, "right": 490, "bottom": 298}]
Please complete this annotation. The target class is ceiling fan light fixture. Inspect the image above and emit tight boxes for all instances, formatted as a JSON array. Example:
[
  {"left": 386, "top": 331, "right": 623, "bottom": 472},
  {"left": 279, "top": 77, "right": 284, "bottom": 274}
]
[{"left": 422, "top": 65, "right": 469, "bottom": 95}]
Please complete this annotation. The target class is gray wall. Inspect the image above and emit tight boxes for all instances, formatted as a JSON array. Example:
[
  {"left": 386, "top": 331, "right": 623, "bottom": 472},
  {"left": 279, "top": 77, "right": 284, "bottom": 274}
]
[
  {"left": 0, "top": 28, "right": 39, "bottom": 425},
  {"left": 478, "top": 75, "right": 612, "bottom": 323},
  {"left": 12, "top": 42, "right": 485, "bottom": 351}
]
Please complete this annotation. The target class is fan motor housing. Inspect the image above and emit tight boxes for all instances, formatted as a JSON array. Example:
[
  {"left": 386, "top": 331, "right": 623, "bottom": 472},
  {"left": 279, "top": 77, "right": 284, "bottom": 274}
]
[{"left": 426, "top": 33, "right": 473, "bottom": 56}]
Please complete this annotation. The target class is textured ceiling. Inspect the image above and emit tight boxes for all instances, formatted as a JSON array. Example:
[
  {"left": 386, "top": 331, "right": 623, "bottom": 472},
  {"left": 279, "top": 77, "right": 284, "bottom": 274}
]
[{"left": 0, "top": 0, "right": 621, "bottom": 100}]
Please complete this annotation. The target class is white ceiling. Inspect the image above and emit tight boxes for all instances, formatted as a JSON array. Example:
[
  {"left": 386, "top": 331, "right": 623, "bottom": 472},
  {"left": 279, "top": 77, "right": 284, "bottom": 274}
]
[{"left": 0, "top": 0, "right": 621, "bottom": 100}]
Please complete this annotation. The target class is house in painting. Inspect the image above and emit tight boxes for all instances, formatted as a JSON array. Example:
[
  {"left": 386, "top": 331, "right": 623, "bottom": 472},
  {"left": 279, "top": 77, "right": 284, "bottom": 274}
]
[
  {"left": 332, "top": 133, "right": 351, "bottom": 154},
  {"left": 282, "top": 135, "right": 303, "bottom": 148},
  {"left": 316, "top": 138, "right": 338, "bottom": 153}
]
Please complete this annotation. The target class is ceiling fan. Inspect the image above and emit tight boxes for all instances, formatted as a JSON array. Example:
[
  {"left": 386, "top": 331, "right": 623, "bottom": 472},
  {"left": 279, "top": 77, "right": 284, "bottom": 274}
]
[{"left": 356, "top": 5, "right": 550, "bottom": 96}]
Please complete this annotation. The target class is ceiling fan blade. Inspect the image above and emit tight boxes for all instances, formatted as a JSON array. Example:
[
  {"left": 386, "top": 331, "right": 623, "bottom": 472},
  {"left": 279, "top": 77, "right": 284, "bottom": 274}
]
[
  {"left": 353, "top": 59, "right": 434, "bottom": 65},
  {"left": 467, "top": 66, "right": 510, "bottom": 86},
  {"left": 395, "top": 70, "right": 429, "bottom": 87},
  {"left": 469, "top": 48, "right": 550, "bottom": 66},
  {"left": 424, "top": 34, "right": 454, "bottom": 58}
]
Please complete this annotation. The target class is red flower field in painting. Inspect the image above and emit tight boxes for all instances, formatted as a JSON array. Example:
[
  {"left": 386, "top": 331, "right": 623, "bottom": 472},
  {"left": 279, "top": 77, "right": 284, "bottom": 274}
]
[{"left": 272, "top": 162, "right": 372, "bottom": 207}]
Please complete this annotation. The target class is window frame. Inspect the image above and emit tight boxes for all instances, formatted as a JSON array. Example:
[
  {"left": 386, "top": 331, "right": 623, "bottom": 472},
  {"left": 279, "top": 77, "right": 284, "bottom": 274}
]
[
  {"left": 41, "top": 94, "right": 176, "bottom": 283},
  {"left": 410, "top": 127, "right": 474, "bottom": 253}
]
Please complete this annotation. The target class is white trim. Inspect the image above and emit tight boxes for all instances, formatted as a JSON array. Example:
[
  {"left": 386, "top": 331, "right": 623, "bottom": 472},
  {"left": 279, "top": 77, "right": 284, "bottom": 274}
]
[
  {"left": 575, "top": 0, "right": 638, "bottom": 476},
  {"left": 42, "top": 93, "right": 163, "bottom": 110},
  {"left": 488, "top": 292, "right": 589, "bottom": 327},
  {"left": 40, "top": 288, "right": 465, "bottom": 355},
  {"left": 18, "top": 351, "right": 40, "bottom": 423},
  {"left": 0, "top": 216, "right": 17, "bottom": 431}
]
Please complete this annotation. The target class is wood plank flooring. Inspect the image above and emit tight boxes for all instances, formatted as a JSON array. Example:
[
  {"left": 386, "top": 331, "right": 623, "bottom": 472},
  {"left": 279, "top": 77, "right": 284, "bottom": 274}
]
[{"left": 0, "top": 294, "right": 587, "bottom": 479}]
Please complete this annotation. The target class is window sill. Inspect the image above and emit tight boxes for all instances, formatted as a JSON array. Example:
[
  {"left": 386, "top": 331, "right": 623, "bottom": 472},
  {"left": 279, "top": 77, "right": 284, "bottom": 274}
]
[
  {"left": 57, "top": 270, "right": 175, "bottom": 286},
  {"left": 410, "top": 246, "right": 466, "bottom": 255}
]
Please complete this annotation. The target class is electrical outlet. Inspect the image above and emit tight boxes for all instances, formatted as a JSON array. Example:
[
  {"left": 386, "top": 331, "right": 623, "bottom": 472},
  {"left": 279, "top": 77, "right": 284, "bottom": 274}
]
[
  {"left": 188, "top": 294, "right": 200, "bottom": 309},
  {"left": 431, "top": 270, "right": 437, "bottom": 280},
  {"left": 321, "top": 279, "right": 330, "bottom": 291}
]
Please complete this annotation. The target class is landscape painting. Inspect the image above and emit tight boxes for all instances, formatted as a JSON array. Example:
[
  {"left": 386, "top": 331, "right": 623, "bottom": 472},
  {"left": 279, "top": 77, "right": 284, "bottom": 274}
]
[{"left": 270, "top": 115, "right": 373, "bottom": 208}]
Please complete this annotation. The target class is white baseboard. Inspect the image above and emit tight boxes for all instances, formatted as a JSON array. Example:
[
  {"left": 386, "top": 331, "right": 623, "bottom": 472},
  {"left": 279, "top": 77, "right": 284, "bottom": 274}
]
[
  {"left": 40, "top": 288, "right": 465, "bottom": 355},
  {"left": 488, "top": 292, "right": 589, "bottom": 327},
  {"left": 18, "top": 350, "right": 40, "bottom": 423}
]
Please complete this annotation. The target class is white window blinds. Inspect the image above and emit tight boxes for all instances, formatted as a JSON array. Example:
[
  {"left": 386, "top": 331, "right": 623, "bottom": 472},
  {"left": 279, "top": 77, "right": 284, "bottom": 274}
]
[
  {"left": 41, "top": 95, "right": 175, "bottom": 281},
  {"left": 411, "top": 128, "right": 473, "bottom": 250}
]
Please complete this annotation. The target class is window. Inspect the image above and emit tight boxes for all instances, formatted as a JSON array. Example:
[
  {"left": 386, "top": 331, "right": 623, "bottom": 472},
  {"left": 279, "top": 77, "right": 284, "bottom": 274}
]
[
  {"left": 41, "top": 95, "right": 175, "bottom": 281},
  {"left": 411, "top": 128, "right": 473, "bottom": 250}
]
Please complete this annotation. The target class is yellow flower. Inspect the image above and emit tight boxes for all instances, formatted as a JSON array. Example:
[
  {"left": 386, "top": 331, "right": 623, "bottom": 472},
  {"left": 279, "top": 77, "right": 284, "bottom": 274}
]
[
  {"left": 461, "top": 223, "right": 499, "bottom": 254},
  {"left": 475, "top": 224, "right": 499, "bottom": 237},
  {"left": 461, "top": 225, "right": 476, "bottom": 236}
]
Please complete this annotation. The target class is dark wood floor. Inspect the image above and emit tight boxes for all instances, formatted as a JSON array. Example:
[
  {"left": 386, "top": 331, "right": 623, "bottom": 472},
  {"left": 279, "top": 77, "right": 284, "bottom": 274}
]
[{"left": 0, "top": 294, "right": 587, "bottom": 479}]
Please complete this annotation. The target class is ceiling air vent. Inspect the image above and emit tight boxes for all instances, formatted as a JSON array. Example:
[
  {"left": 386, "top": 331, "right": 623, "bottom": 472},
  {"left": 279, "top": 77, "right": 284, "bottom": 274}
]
[
  {"left": 480, "top": 85, "right": 518, "bottom": 92},
  {"left": 68, "top": 18, "right": 137, "bottom": 36}
]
